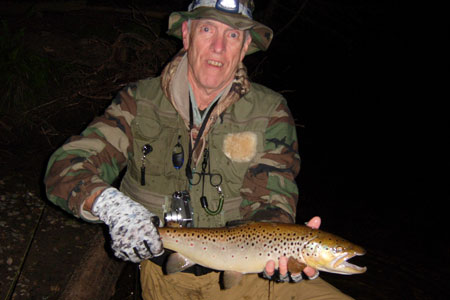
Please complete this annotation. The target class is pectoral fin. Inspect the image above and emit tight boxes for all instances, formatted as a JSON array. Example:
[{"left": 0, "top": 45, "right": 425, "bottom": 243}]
[
  {"left": 165, "top": 253, "right": 195, "bottom": 274},
  {"left": 287, "top": 257, "right": 307, "bottom": 274},
  {"left": 221, "top": 271, "right": 243, "bottom": 290}
]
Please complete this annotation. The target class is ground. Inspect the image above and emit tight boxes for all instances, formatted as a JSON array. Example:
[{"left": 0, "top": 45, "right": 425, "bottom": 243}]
[{"left": 0, "top": 1, "right": 448, "bottom": 300}]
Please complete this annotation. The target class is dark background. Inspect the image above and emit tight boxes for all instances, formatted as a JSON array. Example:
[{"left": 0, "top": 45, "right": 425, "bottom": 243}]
[
  {"left": 0, "top": 0, "right": 447, "bottom": 299},
  {"left": 245, "top": 0, "right": 445, "bottom": 247}
]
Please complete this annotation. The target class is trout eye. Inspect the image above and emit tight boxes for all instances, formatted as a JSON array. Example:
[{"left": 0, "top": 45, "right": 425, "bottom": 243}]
[{"left": 335, "top": 246, "right": 343, "bottom": 253}]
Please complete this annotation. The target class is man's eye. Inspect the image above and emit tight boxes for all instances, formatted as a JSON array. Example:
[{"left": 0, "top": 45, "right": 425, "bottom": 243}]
[
  {"left": 202, "top": 26, "right": 210, "bottom": 32},
  {"left": 230, "top": 32, "right": 239, "bottom": 38}
]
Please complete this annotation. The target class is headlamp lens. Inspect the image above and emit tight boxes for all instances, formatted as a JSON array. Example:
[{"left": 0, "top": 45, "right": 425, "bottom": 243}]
[
  {"left": 188, "top": 0, "right": 252, "bottom": 19},
  {"left": 216, "top": 0, "right": 239, "bottom": 13}
]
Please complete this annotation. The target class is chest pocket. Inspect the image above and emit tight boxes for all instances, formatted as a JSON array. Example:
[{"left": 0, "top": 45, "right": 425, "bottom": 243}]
[
  {"left": 132, "top": 101, "right": 178, "bottom": 177},
  {"left": 209, "top": 123, "right": 265, "bottom": 197}
]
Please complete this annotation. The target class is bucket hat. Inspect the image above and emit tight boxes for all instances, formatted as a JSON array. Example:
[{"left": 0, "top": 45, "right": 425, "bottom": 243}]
[{"left": 167, "top": 0, "right": 273, "bottom": 54}]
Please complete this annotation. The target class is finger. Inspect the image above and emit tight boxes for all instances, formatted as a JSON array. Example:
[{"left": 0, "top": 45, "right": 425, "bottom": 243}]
[
  {"left": 143, "top": 240, "right": 154, "bottom": 256},
  {"left": 303, "top": 266, "right": 316, "bottom": 277},
  {"left": 290, "top": 272, "right": 303, "bottom": 283},
  {"left": 118, "top": 250, "right": 133, "bottom": 262},
  {"left": 279, "top": 256, "right": 288, "bottom": 276},
  {"left": 306, "top": 216, "right": 321, "bottom": 229},
  {"left": 308, "top": 270, "right": 320, "bottom": 280},
  {"left": 265, "top": 260, "right": 276, "bottom": 276},
  {"left": 150, "top": 215, "right": 161, "bottom": 227}
]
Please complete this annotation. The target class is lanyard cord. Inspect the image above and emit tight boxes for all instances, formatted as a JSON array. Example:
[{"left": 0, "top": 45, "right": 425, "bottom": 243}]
[
  {"left": 185, "top": 98, "right": 224, "bottom": 216},
  {"left": 185, "top": 98, "right": 219, "bottom": 179},
  {"left": 199, "top": 148, "right": 224, "bottom": 216}
]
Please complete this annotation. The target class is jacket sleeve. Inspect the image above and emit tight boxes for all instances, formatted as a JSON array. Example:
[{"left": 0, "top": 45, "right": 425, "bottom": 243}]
[
  {"left": 240, "top": 99, "right": 300, "bottom": 224},
  {"left": 44, "top": 86, "right": 137, "bottom": 221}
]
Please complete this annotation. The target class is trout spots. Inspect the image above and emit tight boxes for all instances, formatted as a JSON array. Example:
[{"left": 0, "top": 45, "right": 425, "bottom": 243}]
[{"left": 163, "top": 223, "right": 320, "bottom": 267}]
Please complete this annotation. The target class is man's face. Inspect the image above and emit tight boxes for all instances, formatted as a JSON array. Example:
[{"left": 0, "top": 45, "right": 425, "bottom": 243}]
[{"left": 182, "top": 19, "right": 251, "bottom": 97}]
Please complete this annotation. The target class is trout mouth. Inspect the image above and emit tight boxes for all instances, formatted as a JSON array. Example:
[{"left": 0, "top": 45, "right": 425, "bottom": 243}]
[{"left": 331, "top": 251, "right": 367, "bottom": 274}]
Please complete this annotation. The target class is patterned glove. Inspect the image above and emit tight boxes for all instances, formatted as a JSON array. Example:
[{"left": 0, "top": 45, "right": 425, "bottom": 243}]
[
  {"left": 92, "top": 187, "right": 164, "bottom": 263},
  {"left": 262, "top": 269, "right": 302, "bottom": 283},
  {"left": 261, "top": 268, "right": 318, "bottom": 283}
]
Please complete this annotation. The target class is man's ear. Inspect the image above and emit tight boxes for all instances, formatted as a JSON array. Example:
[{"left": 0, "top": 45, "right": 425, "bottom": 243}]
[
  {"left": 240, "top": 34, "right": 252, "bottom": 61},
  {"left": 181, "top": 21, "right": 190, "bottom": 50}
]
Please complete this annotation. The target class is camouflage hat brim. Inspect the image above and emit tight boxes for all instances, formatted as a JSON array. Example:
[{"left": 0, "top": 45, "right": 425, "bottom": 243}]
[{"left": 167, "top": 7, "right": 273, "bottom": 55}]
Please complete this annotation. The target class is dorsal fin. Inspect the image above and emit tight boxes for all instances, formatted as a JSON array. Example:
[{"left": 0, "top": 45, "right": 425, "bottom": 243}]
[
  {"left": 225, "top": 220, "right": 255, "bottom": 227},
  {"left": 166, "top": 221, "right": 182, "bottom": 228}
]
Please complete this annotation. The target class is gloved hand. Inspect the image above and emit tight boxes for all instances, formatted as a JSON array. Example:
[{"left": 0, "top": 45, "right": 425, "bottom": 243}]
[{"left": 92, "top": 187, "right": 164, "bottom": 263}]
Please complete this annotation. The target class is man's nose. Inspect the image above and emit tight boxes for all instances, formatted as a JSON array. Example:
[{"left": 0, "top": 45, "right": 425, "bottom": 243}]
[{"left": 211, "top": 35, "right": 225, "bottom": 53}]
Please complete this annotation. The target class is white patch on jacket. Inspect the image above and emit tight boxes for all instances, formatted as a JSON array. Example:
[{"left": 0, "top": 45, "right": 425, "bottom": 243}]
[{"left": 223, "top": 132, "right": 257, "bottom": 163}]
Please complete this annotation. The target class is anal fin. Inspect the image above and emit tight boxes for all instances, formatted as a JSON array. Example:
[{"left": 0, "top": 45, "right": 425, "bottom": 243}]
[
  {"left": 165, "top": 253, "right": 195, "bottom": 274},
  {"left": 287, "top": 257, "right": 307, "bottom": 274}
]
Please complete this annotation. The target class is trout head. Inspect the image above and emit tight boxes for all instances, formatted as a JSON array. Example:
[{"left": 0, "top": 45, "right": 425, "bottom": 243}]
[{"left": 302, "top": 230, "right": 367, "bottom": 275}]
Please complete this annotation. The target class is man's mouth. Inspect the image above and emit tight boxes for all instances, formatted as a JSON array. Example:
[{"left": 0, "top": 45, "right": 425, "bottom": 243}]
[{"left": 208, "top": 60, "right": 223, "bottom": 67}]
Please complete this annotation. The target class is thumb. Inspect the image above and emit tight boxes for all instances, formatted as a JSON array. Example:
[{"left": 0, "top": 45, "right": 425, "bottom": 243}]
[{"left": 306, "top": 216, "right": 321, "bottom": 229}]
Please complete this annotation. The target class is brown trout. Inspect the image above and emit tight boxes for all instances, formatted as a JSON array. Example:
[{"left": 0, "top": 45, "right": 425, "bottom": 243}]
[{"left": 158, "top": 222, "right": 366, "bottom": 288}]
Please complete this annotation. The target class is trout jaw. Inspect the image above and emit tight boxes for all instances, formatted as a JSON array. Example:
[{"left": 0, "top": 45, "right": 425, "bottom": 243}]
[
  {"left": 302, "top": 236, "right": 367, "bottom": 275},
  {"left": 329, "top": 251, "right": 367, "bottom": 274}
]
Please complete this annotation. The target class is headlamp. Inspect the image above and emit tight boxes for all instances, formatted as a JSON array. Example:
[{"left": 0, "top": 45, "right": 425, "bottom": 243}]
[
  {"left": 188, "top": 0, "right": 253, "bottom": 19},
  {"left": 216, "top": 0, "right": 239, "bottom": 14}
]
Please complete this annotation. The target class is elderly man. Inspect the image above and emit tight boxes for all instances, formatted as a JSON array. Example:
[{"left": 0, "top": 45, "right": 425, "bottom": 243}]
[{"left": 45, "top": 1, "right": 354, "bottom": 299}]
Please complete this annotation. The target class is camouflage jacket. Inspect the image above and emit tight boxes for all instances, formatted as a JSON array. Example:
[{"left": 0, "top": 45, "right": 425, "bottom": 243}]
[{"left": 44, "top": 50, "right": 300, "bottom": 225}]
